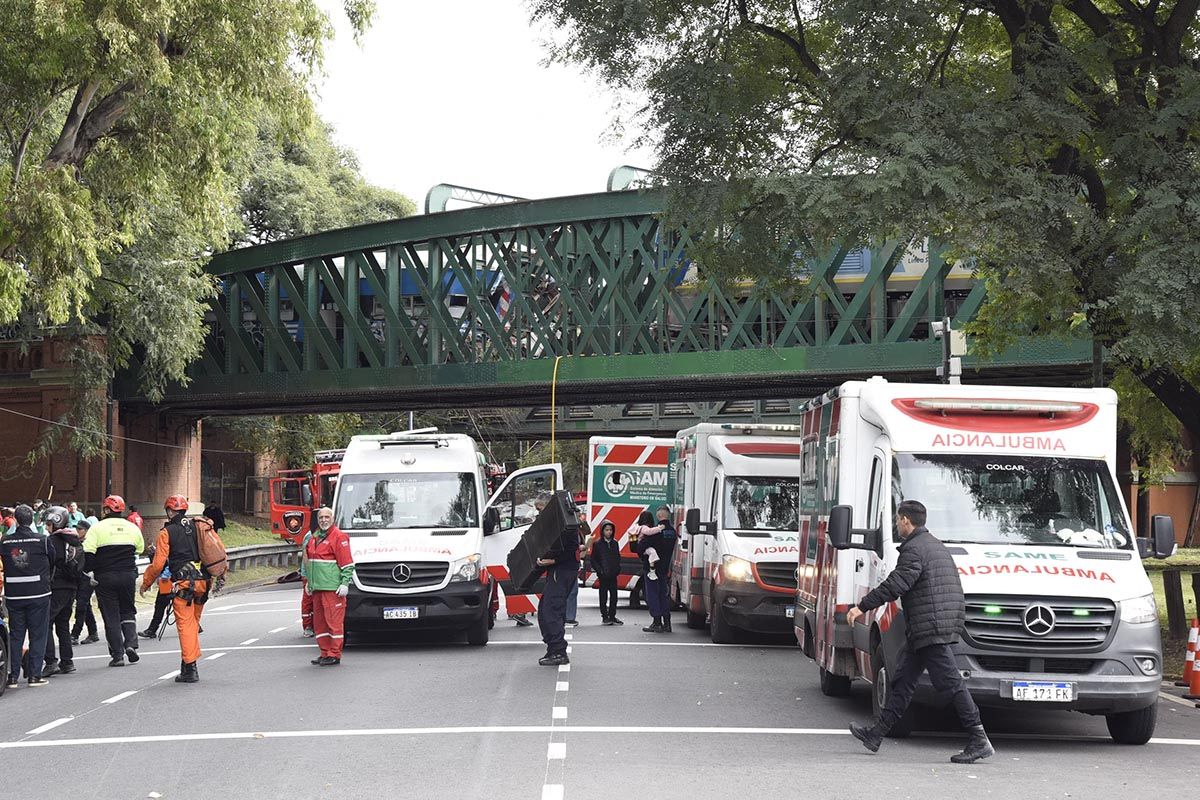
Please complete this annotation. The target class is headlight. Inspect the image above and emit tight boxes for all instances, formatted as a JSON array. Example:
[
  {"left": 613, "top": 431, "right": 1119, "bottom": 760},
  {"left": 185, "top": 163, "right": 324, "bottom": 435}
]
[
  {"left": 1119, "top": 593, "right": 1157, "bottom": 624},
  {"left": 450, "top": 553, "right": 482, "bottom": 583},
  {"left": 721, "top": 555, "right": 755, "bottom": 583}
]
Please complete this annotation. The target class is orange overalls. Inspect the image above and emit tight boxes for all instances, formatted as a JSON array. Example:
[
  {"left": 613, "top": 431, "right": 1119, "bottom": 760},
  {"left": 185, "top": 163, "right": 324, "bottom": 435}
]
[{"left": 141, "top": 527, "right": 208, "bottom": 664}]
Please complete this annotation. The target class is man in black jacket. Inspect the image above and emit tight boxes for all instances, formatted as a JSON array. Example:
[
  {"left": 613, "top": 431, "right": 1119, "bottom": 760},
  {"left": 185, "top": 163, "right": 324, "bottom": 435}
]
[
  {"left": 535, "top": 496, "right": 580, "bottom": 667},
  {"left": 846, "top": 500, "right": 993, "bottom": 764},
  {"left": 590, "top": 520, "right": 622, "bottom": 626},
  {"left": 1, "top": 505, "right": 54, "bottom": 687}
]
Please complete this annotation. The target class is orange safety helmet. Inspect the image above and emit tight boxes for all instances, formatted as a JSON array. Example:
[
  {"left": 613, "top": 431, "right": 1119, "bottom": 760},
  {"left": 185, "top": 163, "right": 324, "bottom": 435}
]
[
  {"left": 164, "top": 494, "right": 189, "bottom": 513},
  {"left": 102, "top": 495, "right": 126, "bottom": 514}
]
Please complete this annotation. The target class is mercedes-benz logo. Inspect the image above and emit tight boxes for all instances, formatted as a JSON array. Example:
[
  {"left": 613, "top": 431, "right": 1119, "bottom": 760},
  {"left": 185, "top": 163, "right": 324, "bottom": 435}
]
[
  {"left": 1022, "top": 603, "right": 1056, "bottom": 636},
  {"left": 391, "top": 563, "right": 412, "bottom": 584}
]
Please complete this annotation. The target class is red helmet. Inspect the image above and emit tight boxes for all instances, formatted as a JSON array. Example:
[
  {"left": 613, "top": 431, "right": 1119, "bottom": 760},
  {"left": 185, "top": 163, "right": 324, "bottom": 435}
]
[
  {"left": 164, "top": 495, "right": 189, "bottom": 513},
  {"left": 102, "top": 495, "right": 126, "bottom": 514}
]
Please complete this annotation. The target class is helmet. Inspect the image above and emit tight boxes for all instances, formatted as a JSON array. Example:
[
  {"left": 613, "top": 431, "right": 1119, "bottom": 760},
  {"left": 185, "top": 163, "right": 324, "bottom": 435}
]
[
  {"left": 42, "top": 505, "right": 69, "bottom": 531},
  {"left": 102, "top": 495, "right": 126, "bottom": 514},
  {"left": 164, "top": 495, "right": 189, "bottom": 513}
]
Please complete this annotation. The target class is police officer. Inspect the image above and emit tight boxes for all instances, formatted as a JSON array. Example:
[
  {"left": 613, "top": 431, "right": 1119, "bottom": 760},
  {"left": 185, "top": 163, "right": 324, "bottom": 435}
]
[
  {"left": 140, "top": 495, "right": 209, "bottom": 683},
  {"left": 846, "top": 499, "right": 994, "bottom": 764},
  {"left": 85, "top": 495, "right": 144, "bottom": 667},
  {"left": 535, "top": 495, "right": 580, "bottom": 667}
]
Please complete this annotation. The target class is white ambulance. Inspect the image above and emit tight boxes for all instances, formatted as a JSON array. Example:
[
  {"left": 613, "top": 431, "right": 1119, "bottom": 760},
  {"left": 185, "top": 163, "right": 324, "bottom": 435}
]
[
  {"left": 674, "top": 423, "right": 803, "bottom": 642},
  {"left": 795, "top": 379, "right": 1175, "bottom": 744},
  {"left": 333, "top": 429, "right": 558, "bottom": 644},
  {"left": 585, "top": 436, "right": 676, "bottom": 605}
]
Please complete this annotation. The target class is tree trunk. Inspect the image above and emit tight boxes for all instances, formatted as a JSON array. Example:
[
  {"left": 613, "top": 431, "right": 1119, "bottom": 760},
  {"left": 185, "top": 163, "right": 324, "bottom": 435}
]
[{"left": 1128, "top": 361, "right": 1200, "bottom": 442}]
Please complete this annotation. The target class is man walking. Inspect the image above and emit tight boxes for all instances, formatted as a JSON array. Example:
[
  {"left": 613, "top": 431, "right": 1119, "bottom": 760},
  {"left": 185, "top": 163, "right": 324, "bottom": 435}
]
[
  {"left": 303, "top": 507, "right": 354, "bottom": 666},
  {"left": 846, "top": 500, "right": 993, "bottom": 764},
  {"left": 140, "top": 495, "right": 212, "bottom": 683},
  {"left": 535, "top": 499, "right": 580, "bottom": 667},
  {"left": 85, "top": 495, "right": 145, "bottom": 667},
  {"left": 44, "top": 506, "right": 85, "bottom": 676},
  {"left": 1, "top": 505, "right": 54, "bottom": 687}
]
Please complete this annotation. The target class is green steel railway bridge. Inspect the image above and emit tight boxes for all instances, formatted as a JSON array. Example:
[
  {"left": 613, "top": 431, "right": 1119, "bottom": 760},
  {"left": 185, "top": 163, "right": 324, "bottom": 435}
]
[{"left": 123, "top": 185, "right": 1093, "bottom": 438}]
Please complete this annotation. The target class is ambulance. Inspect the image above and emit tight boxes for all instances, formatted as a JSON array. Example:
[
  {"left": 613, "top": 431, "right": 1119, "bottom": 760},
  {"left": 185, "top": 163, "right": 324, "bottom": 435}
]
[
  {"left": 332, "top": 429, "right": 559, "bottom": 644},
  {"left": 585, "top": 436, "right": 676, "bottom": 605},
  {"left": 794, "top": 378, "right": 1176, "bottom": 744},
  {"left": 674, "top": 423, "right": 802, "bottom": 642}
]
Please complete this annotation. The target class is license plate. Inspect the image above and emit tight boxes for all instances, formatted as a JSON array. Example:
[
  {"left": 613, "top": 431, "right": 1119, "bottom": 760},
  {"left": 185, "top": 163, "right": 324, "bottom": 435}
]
[
  {"left": 1012, "top": 681, "right": 1073, "bottom": 702},
  {"left": 383, "top": 607, "right": 419, "bottom": 620},
  {"left": 785, "top": 606, "right": 795, "bottom": 619}
]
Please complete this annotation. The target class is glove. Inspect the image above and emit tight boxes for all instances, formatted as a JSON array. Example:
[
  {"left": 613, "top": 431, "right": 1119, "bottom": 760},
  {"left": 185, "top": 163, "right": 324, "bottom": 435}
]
[
  {"left": 304, "top": 584, "right": 313, "bottom": 596},
  {"left": 336, "top": 584, "right": 349, "bottom": 597}
]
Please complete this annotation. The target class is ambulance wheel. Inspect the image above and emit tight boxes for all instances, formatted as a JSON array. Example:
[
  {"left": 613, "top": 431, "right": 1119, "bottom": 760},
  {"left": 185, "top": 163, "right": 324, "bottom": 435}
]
[
  {"left": 466, "top": 607, "right": 490, "bottom": 647},
  {"left": 686, "top": 606, "right": 707, "bottom": 630},
  {"left": 1106, "top": 705, "right": 1156, "bottom": 745},
  {"left": 819, "top": 666, "right": 851, "bottom": 697},
  {"left": 709, "top": 595, "right": 735, "bottom": 644},
  {"left": 488, "top": 608, "right": 496, "bottom": 630},
  {"left": 871, "top": 643, "right": 914, "bottom": 738},
  {"left": 629, "top": 584, "right": 642, "bottom": 609}
]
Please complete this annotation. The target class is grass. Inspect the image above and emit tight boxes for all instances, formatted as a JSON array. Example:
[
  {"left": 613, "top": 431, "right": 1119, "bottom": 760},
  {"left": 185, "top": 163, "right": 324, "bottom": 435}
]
[
  {"left": 1150, "top": 569, "right": 1199, "bottom": 679},
  {"left": 1143, "top": 547, "right": 1200, "bottom": 571},
  {"left": 217, "top": 513, "right": 282, "bottom": 549}
]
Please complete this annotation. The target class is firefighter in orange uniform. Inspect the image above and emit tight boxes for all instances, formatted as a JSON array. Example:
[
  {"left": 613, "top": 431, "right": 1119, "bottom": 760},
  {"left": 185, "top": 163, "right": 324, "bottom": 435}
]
[{"left": 140, "top": 495, "right": 208, "bottom": 684}]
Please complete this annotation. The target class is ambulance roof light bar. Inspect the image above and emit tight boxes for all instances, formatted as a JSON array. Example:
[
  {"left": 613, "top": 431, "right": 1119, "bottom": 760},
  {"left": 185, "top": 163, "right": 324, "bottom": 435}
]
[{"left": 912, "top": 399, "right": 1085, "bottom": 416}]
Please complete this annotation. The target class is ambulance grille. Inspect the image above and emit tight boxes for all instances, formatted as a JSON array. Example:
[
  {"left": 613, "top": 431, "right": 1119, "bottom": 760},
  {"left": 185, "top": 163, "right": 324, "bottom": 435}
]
[
  {"left": 963, "top": 595, "right": 1115, "bottom": 652},
  {"left": 355, "top": 561, "right": 449, "bottom": 590},
  {"left": 756, "top": 562, "right": 798, "bottom": 591}
]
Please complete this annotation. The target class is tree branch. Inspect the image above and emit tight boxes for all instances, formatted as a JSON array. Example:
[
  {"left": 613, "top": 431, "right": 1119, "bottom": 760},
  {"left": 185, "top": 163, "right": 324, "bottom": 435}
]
[
  {"left": 43, "top": 81, "right": 138, "bottom": 169},
  {"left": 735, "top": 0, "right": 822, "bottom": 78},
  {"left": 1162, "top": 0, "right": 1200, "bottom": 61},
  {"left": 925, "top": 6, "right": 970, "bottom": 85},
  {"left": 44, "top": 79, "right": 101, "bottom": 168},
  {"left": 1064, "top": 0, "right": 1113, "bottom": 37}
]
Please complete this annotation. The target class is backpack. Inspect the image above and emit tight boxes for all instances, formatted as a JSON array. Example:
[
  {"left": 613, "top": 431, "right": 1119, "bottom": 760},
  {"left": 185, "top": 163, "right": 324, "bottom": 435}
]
[
  {"left": 54, "top": 532, "right": 85, "bottom": 582},
  {"left": 192, "top": 516, "right": 228, "bottom": 578}
]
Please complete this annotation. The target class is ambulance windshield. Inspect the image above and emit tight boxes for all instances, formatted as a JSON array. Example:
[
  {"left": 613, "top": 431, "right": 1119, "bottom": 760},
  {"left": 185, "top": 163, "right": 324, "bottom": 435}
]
[
  {"left": 893, "top": 454, "right": 1131, "bottom": 549},
  {"left": 335, "top": 472, "right": 478, "bottom": 530},
  {"left": 723, "top": 476, "right": 800, "bottom": 532}
]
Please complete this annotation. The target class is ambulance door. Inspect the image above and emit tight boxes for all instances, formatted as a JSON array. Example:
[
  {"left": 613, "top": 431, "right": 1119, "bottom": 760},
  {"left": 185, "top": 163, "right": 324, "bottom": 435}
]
[
  {"left": 483, "top": 463, "right": 565, "bottom": 616},
  {"left": 851, "top": 443, "right": 890, "bottom": 658}
]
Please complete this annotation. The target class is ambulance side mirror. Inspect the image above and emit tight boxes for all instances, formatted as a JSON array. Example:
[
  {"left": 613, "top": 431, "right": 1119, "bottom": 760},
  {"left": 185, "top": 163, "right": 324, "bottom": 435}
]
[
  {"left": 1140, "top": 514, "right": 1176, "bottom": 560},
  {"left": 828, "top": 505, "right": 880, "bottom": 551},
  {"left": 686, "top": 507, "right": 715, "bottom": 537},
  {"left": 483, "top": 506, "right": 501, "bottom": 536}
]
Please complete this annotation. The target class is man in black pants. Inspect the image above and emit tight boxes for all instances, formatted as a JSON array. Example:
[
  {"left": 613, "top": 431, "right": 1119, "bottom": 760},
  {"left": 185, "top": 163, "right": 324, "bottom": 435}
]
[
  {"left": 83, "top": 496, "right": 145, "bottom": 667},
  {"left": 536, "top": 509, "right": 581, "bottom": 667},
  {"left": 590, "top": 520, "right": 622, "bottom": 625},
  {"left": 71, "top": 517, "right": 99, "bottom": 645},
  {"left": 846, "top": 500, "right": 993, "bottom": 764},
  {"left": 43, "top": 506, "right": 84, "bottom": 676}
]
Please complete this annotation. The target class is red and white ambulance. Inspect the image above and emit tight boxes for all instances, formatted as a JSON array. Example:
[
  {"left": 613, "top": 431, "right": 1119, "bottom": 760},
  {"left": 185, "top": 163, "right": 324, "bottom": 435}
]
[
  {"left": 795, "top": 378, "right": 1175, "bottom": 744},
  {"left": 584, "top": 437, "right": 676, "bottom": 606},
  {"left": 674, "top": 424, "right": 802, "bottom": 642}
]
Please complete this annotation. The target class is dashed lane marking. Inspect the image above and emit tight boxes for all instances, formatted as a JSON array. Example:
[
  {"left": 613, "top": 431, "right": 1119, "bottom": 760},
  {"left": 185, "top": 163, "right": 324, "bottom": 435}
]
[
  {"left": 1, "top": 726, "right": 1198, "bottom": 750},
  {"left": 240, "top": 638, "right": 259, "bottom": 645},
  {"left": 552, "top": 707, "right": 568, "bottom": 720},
  {"left": 205, "top": 653, "right": 227, "bottom": 661},
  {"left": 547, "top": 742, "right": 566, "bottom": 760},
  {"left": 556, "top": 682, "right": 569, "bottom": 692},
  {"left": 558, "top": 664, "right": 570, "bottom": 673},
  {"left": 542, "top": 785, "right": 564, "bottom": 800},
  {"left": 268, "top": 626, "right": 289, "bottom": 634},
  {"left": 72, "top": 643, "right": 314, "bottom": 661},
  {"left": 101, "top": 691, "right": 137, "bottom": 705},
  {"left": 26, "top": 718, "right": 73, "bottom": 736},
  {"left": 204, "top": 600, "right": 296, "bottom": 612},
  {"left": 157, "top": 671, "right": 180, "bottom": 681}
]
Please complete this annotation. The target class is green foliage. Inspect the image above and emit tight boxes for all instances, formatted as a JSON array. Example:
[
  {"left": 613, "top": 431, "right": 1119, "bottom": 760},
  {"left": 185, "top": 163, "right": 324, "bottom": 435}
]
[{"left": 534, "top": 0, "right": 1200, "bottom": 461}]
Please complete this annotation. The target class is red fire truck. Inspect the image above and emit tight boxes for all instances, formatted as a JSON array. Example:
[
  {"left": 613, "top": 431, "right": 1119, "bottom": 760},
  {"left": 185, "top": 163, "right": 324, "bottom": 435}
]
[{"left": 269, "top": 450, "right": 344, "bottom": 544}]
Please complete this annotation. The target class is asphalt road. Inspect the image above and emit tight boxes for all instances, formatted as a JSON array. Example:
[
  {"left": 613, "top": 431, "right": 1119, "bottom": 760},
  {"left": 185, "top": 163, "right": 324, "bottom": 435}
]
[{"left": 2, "top": 583, "right": 1198, "bottom": 799}]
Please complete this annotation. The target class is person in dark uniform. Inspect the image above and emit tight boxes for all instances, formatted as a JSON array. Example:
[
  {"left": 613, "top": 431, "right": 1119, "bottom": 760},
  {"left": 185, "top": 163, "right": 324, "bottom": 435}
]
[
  {"left": 846, "top": 499, "right": 994, "bottom": 764},
  {"left": 70, "top": 516, "right": 100, "bottom": 645},
  {"left": 535, "top": 504, "right": 580, "bottom": 667}
]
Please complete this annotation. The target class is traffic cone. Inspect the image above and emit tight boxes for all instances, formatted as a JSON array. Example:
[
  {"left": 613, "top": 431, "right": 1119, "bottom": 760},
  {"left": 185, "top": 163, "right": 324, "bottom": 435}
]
[
  {"left": 1176, "top": 619, "right": 1199, "bottom": 687},
  {"left": 1185, "top": 636, "right": 1200, "bottom": 701}
]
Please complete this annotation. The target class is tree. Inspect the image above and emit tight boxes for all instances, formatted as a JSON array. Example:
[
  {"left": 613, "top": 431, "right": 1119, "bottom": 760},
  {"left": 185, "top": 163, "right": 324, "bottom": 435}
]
[
  {"left": 533, "top": 0, "right": 1200, "bottom": 473},
  {"left": 0, "top": 0, "right": 375, "bottom": 459}
]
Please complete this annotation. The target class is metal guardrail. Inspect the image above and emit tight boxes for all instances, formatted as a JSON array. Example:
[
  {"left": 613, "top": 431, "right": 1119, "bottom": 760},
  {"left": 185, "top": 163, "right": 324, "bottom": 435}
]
[{"left": 135, "top": 542, "right": 301, "bottom": 577}]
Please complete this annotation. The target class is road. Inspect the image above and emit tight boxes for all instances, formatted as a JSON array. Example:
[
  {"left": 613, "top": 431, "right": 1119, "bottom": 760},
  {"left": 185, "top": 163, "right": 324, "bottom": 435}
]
[{"left": 2, "top": 583, "right": 1198, "bottom": 799}]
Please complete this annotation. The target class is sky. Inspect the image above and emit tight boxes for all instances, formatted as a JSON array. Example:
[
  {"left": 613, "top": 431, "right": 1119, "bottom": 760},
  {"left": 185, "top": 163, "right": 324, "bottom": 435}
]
[{"left": 314, "top": 0, "right": 654, "bottom": 210}]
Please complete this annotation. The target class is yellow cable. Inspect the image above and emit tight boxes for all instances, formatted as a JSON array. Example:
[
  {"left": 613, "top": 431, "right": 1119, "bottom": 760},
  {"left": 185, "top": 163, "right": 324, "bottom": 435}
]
[{"left": 550, "top": 355, "right": 562, "bottom": 461}]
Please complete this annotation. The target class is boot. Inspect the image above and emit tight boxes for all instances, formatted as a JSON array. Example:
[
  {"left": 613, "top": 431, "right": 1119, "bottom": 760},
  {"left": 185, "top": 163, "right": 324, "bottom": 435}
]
[
  {"left": 950, "top": 725, "right": 994, "bottom": 764},
  {"left": 175, "top": 661, "right": 199, "bottom": 683},
  {"left": 662, "top": 616, "right": 672, "bottom": 633},
  {"left": 643, "top": 617, "right": 664, "bottom": 633},
  {"left": 849, "top": 720, "right": 884, "bottom": 753}
]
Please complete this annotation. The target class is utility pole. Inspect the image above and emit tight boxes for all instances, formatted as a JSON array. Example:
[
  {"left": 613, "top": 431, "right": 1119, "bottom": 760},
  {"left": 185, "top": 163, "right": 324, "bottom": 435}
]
[{"left": 930, "top": 317, "right": 966, "bottom": 385}]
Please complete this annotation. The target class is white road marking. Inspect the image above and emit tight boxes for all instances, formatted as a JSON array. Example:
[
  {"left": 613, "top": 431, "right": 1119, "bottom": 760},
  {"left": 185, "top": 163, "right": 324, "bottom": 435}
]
[
  {"left": 564, "top": 634, "right": 573, "bottom": 640},
  {"left": 566, "top": 646, "right": 572, "bottom": 654},
  {"left": 73, "top": 643, "right": 315, "bottom": 661},
  {"left": 547, "top": 742, "right": 566, "bottom": 760},
  {"left": 542, "top": 785, "right": 564, "bottom": 800},
  {"left": 204, "top": 600, "right": 296, "bottom": 612},
  {"left": 101, "top": 691, "right": 137, "bottom": 705},
  {"left": 268, "top": 626, "right": 289, "bottom": 634},
  {"left": 1, "top": 726, "right": 1198, "bottom": 750},
  {"left": 558, "top": 664, "right": 570, "bottom": 673},
  {"left": 201, "top": 608, "right": 300, "bottom": 617},
  {"left": 26, "top": 717, "right": 73, "bottom": 735},
  {"left": 240, "top": 638, "right": 259, "bottom": 645},
  {"left": 205, "top": 652, "right": 227, "bottom": 661},
  {"left": 1159, "top": 691, "right": 1198, "bottom": 709},
  {"left": 157, "top": 671, "right": 180, "bottom": 680},
  {"left": 552, "top": 707, "right": 568, "bottom": 720},
  {"left": 556, "top": 682, "right": 569, "bottom": 692}
]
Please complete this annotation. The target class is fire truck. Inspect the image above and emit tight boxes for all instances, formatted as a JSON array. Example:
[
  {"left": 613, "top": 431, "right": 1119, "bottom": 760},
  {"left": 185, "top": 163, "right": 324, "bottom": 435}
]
[{"left": 269, "top": 450, "right": 344, "bottom": 544}]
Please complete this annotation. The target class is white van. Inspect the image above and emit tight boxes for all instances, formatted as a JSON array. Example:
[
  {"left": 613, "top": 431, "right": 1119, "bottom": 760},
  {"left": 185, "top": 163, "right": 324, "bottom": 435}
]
[
  {"left": 795, "top": 379, "right": 1175, "bottom": 744},
  {"left": 674, "top": 423, "right": 802, "bottom": 642},
  {"left": 334, "top": 430, "right": 520, "bottom": 645}
]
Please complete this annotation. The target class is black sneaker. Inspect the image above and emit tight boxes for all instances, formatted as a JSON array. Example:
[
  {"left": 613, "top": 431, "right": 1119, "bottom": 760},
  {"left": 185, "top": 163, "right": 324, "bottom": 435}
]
[
  {"left": 125, "top": 647, "right": 140, "bottom": 664},
  {"left": 514, "top": 616, "right": 534, "bottom": 628},
  {"left": 138, "top": 629, "right": 158, "bottom": 639},
  {"left": 6, "top": 676, "right": 17, "bottom": 688},
  {"left": 108, "top": 657, "right": 125, "bottom": 667},
  {"left": 311, "top": 657, "right": 324, "bottom": 665},
  {"left": 42, "top": 662, "right": 60, "bottom": 677},
  {"left": 849, "top": 721, "right": 883, "bottom": 753},
  {"left": 57, "top": 662, "right": 76, "bottom": 675},
  {"left": 70, "top": 636, "right": 80, "bottom": 646},
  {"left": 27, "top": 677, "right": 49, "bottom": 687},
  {"left": 611, "top": 617, "right": 624, "bottom": 626},
  {"left": 538, "top": 653, "right": 569, "bottom": 666},
  {"left": 317, "top": 656, "right": 340, "bottom": 666},
  {"left": 81, "top": 634, "right": 100, "bottom": 644},
  {"left": 602, "top": 619, "right": 615, "bottom": 626},
  {"left": 565, "top": 620, "right": 579, "bottom": 627}
]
